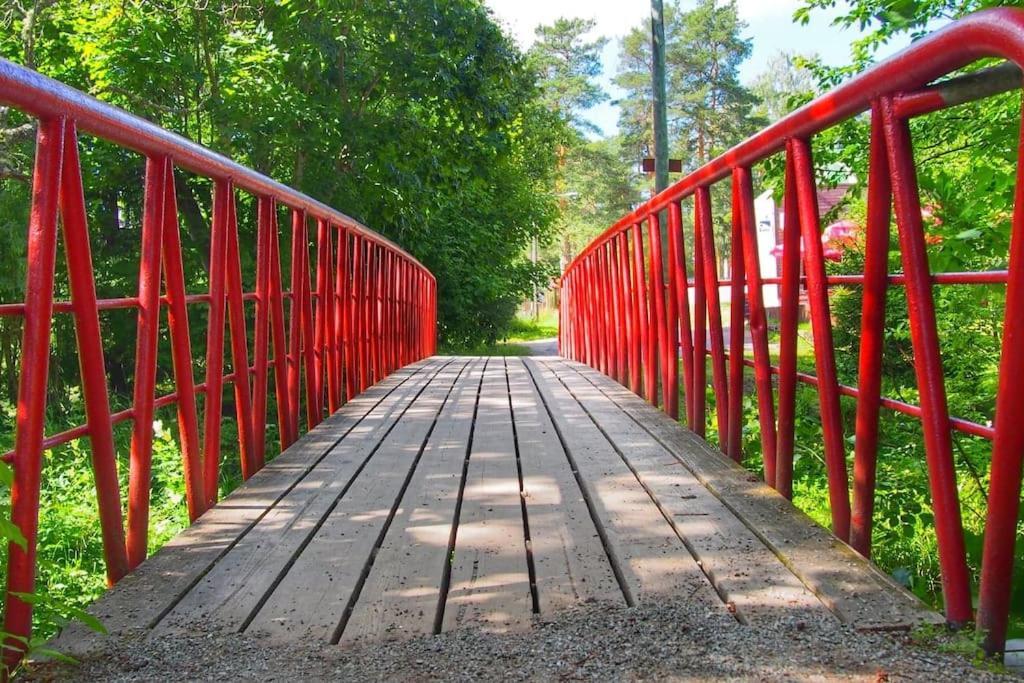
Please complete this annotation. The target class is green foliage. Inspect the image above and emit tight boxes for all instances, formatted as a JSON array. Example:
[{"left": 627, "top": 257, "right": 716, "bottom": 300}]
[
  {"left": 0, "top": 0, "right": 569, "bottom": 652},
  {"left": 615, "top": 0, "right": 761, "bottom": 168},
  {"left": 526, "top": 18, "right": 609, "bottom": 134}
]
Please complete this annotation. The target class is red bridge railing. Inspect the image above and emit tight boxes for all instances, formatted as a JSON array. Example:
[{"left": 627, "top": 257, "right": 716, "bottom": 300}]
[
  {"left": 559, "top": 8, "right": 1024, "bottom": 656},
  {"left": 0, "top": 60, "right": 436, "bottom": 664}
]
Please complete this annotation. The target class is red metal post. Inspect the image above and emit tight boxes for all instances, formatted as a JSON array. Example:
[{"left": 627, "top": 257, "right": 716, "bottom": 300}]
[
  {"left": 58, "top": 121, "right": 129, "bottom": 584},
  {"left": 880, "top": 97, "right": 971, "bottom": 624},
  {"left": 159, "top": 164, "right": 206, "bottom": 522},
  {"left": 268, "top": 204, "right": 293, "bottom": 450},
  {"left": 631, "top": 225, "right": 654, "bottom": 403},
  {"left": 977, "top": 98, "right": 1024, "bottom": 656},
  {"left": 3, "top": 118, "right": 64, "bottom": 665},
  {"left": 727, "top": 177, "right": 746, "bottom": 462},
  {"left": 696, "top": 186, "right": 729, "bottom": 451},
  {"left": 692, "top": 200, "right": 707, "bottom": 438},
  {"left": 774, "top": 145, "right": 801, "bottom": 500},
  {"left": 668, "top": 200, "right": 694, "bottom": 427},
  {"left": 202, "top": 180, "right": 230, "bottom": 507},
  {"left": 790, "top": 137, "right": 850, "bottom": 541},
  {"left": 126, "top": 155, "right": 167, "bottom": 568},
  {"left": 223, "top": 189, "right": 256, "bottom": 479},
  {"left": 735, "top": 166, "right": 777, "bottom": 485},
  {"left": 851, "top": 104, "right": 892, "bottom": 556},
  {"left": 648, "top": 213, "right": 671, "bottom": 414},
  {"left": 252, "top": 197, "right": 273, "bottom": 466}
]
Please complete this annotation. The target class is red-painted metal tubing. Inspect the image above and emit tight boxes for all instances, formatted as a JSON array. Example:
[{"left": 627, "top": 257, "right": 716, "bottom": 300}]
[
  {"left": 735, "top": 166, "right": 777, "bottom": 485},
  {"left": 631, "top": 225, "right": 654, "bottom": 404},
  {"left": 647, "top": 213, "right": 672, "bottom": 415},
  {"left": 774, "top": 146, "right": 801, "bottom": 500},
  {"left": 880, "top": 96, "right": 972, "bottom": 624},
  {"left": 58, "top": 121, "right": 130, "bottom": 585},
  {"left": 790, "top": 137, "right": 850, "bottom": 541},
  {"left": 668, "top": 200, "right": 695, "bottom": 428},
  {"left": 2, "top": 118, "right": 64, "bottom": 667},
  {"left": 850, "top": 104, "right": 892, "bottom": 557},
  {"left": 696, "top": 186, "right": 729, "bottom": 450},
  {"left": 727, "top": 177, "right": 746, "bottom": 462},
  {"left": 691, "top": 199, "right": 708, "bottom": 439},
  {"left": 978, "top": 97, "right": 1024, "bottom": 656},
  {"left": 224, "top": 190, "right": 257, "bottom": 480},
  {"left": 202, "top": 180, "right": 230, "bottom": 507}
]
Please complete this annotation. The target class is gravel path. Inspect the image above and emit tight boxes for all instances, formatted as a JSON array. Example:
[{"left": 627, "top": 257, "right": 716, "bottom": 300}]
[
  {"left": 522, "top": 337, "right": 558, "bottom": 355},
  {"left": 26, "top": 596, "right": 1017, "bottom": 681}
]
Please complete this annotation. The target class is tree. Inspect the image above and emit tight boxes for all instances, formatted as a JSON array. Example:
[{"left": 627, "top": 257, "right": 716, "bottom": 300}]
[
  {"left": 0, "top": 0, "right": 562, "bottom": 350},
  {"left": 748, "top": 51, "right": 818, "bottom": 122},
  {"left": 526, "top": 18, "right": 609, "bottom": 134},
  {"left": 669, "top": 0, "right": 761, "bottom": 167},
  {"left": 614, "top": 0, "right": 759, "bottom": 171}
]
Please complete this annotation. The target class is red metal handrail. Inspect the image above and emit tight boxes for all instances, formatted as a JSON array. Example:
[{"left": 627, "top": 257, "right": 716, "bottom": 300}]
[
  {"left": 560, "top": 7, "right": 1024, "bottom": 656},
  {"left": 0, "top": 59, "right": 436, "bottom": 665}
]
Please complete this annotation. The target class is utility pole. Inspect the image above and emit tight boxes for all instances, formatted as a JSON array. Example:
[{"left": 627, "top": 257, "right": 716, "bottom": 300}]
[
  {"left": 651, "top": 0, "right": 670, "bottom": 274},
  {"left": 651, "top": 0, "right": 669, "bottom": 195}
]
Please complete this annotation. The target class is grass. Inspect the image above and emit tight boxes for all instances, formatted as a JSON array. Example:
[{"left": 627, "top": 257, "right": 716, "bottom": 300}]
[{"left": 438, "top": 310, "right": 558, "bottom": 357}]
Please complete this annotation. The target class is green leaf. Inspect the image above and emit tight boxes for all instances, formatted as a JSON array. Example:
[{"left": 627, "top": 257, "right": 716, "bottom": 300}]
[{"left": 0, "top": 519, "right": 26, "bottom": 550}]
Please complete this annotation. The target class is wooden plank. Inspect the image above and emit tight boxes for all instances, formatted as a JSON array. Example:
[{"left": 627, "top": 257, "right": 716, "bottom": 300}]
[
  {"left": 504, "top": 357, "right": 624, "bottom": 615},
  {"left": 522, "top": 358, "right": 726, "bottom": 613},
  {"left": 245, "top": 359, "right": 471, "bottom": 641},
  {"left": 339, "top": 359, "right": 485, "bottom": 646},
  {"left": 153, "top": 358, "right": 455, "bottom": 635},
  {"left": 541, "top": 358, "right": 835, "bottom": 626},
  {"left": 558, "top": 358, "right": 944, "bottom": 630},
  {"left": 441, "top": 358, "right": 534, "bottom": 634},
  {"left": 51, "top": 358, "right": 441, "bottom": 657}
]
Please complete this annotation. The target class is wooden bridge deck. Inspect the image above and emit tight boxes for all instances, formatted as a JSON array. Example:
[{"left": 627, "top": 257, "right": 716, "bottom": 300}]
[{"left": 53, "top": 356, "right": 941, "bottom": 658}]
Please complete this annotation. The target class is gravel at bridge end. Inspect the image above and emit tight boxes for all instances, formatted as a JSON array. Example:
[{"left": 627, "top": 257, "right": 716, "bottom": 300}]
[{"left": 24, "top": 596, "right": 1019, "bottom": 681}]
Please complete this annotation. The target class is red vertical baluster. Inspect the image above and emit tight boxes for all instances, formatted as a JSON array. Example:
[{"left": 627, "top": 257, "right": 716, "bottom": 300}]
[
  {"left": 736, "top": 166, "right": 777, "bottom": 485},
  {"left": 648, "top": 213, "right": 670, "bottom": 413},
  {"left": 790, "top": 137, "right": 851, "bottom": 540},
  {"left": 58, "top": 121, "right": 129, "bottom": 584},
  {"left": 3, "top": 119, "right": 64, "bottom": 664},
  {"left": 333, "top": 227, "right": 346, "bottom": 406},
  {"left": 625, "top": 231, "right": 641, "bottom": 394},
  {"left": 668, "top": 200, "right": 695, "bottom": 428},
  {"left": 369, "top": 245, "right": 382, "bottom": 383},
  {"left": 582, "top": 256, "right": 595, "bottom": 367},
  {"left": 608, "top": 241, "right": 622, "bottom": 381},
  {"left": 631, "top": 224, "right": 653, "bottom": 402},
  {"left": 299, "top": 219, "right": 318, "bottom": 427},
  {"left": 160, "top": 163, "right": 206, "bottom": 521},
  {"left": 978, "top": 96, "right": 1024, "bottom": 657},
  {"left": 354, "top": 237, "right": 368, "bottom": 392},
  {"left": 879, "top": 100, "right": 970, "bottom": 622},
  {"left": 315, "top": 219, "right": 332, "bottom": 414},
  {"left": 851, "top": 104, "right": 891, "bottom": 555},
  {"left": 267, "top": 205, "right": 292, "bottom": 450},
  {"left": 223, "top": 189, "right": 256, "bottom": 479},
  {"left": 696, "top": 186, "right": 729, "bottom": 451},
  {"left": 692, "top": 198, "right": 707, "bottom": 438},
  {"left": 287, "top": 210, "right": 304, "bottom": 437},
  {"left": 202, "top": 180, "right": 230, "bottom": 507},
  {"left": 616, "top": 236, "right": 629, "bottom": 382},
  {"left": 662, "top": 215, "right": 681, "bottom": 422},
  {"left": 775, "top": 145, "right": 801, "bottom": 500},
  {"left": 252, "top": 197, "right": 273, "bottom": 466},
  {"left": 727, "top": 174, "right": 746, "bottom": 462},
  {"left": 127, "top": 155, "right": 166, "bottom": 568},
  {"left": 341, "top": 230, "right": 356, "bottom": 400},
  {"left": 598, "top": 245, "right": 612, "bottom": 377}
]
